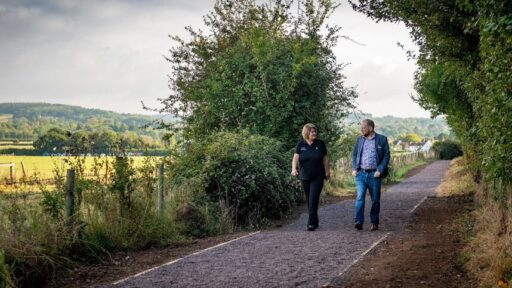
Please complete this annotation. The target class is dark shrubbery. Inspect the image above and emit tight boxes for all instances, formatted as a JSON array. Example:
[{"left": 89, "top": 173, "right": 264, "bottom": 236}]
[
  {"left": 0, "top": 148, "right": 40, "bottom": 156},
  {"left": 170, "top": 131, "right": 301, "bottom": 229},
  {"left": 432, "top": 141, "right": 463, "bottom": 160}
]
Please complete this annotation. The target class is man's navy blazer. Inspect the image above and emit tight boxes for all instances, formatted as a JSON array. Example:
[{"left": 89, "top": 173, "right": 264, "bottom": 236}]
[{"left": 351, "top": 132, "right": 391, "bottom": 177}]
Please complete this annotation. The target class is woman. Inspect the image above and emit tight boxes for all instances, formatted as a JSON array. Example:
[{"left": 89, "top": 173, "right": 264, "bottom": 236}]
[{"left": 291, "top": 123, "right": 330, "bottom": 231}]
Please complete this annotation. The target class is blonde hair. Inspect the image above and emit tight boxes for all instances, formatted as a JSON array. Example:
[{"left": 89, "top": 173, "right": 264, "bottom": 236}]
[{"left": 301, "top": 123, "right": 317, "bottom": 140}]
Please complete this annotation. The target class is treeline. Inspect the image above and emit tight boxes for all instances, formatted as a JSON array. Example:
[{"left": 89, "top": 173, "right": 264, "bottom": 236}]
[
  {"left": 33, "top": 128, "right": 167, "bottom": 155},
  {"left": 351, "top": 0, "right": 511, "bottom": 285},
  {"left": 345, "top": 113, "right": 451, "bottom": 140},
  {"left": 0, "top": 103, "right": 168, "bottom": 140}
]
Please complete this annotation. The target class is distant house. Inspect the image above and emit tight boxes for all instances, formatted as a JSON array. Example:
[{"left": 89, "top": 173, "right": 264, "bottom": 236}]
[
  {"left": 400, "top": 142, "right": 410, "bottom": 151},
  {"left": 407, "top": 145, "right": 420, "bottom": 152},
  {"left": 392, "top": 140, "right": 402, "bottom": 151},
  {"left": 404, "top": 140, "right": 433, "bottom": 152},
  {"left": 419, "top": 140, "right": 433, "bottom": 152}
]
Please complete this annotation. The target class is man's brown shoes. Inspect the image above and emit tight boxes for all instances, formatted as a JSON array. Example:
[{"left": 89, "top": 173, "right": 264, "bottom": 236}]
[{"left": 370, "top": 224, "right": 379, "bottom": 231}]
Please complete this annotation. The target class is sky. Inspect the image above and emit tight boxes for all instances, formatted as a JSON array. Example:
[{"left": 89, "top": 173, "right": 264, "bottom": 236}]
[{"left": 0, "top": 0, "right": 431, "bottom": 118}]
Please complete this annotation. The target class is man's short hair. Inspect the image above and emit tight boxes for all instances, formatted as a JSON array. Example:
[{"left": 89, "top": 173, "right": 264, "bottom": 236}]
[
  {"left": 362, "top": 119, "right": 375, "bottom": 130},
  {"left": 301, "top": 123, "right": 317, "bottom": 140}
]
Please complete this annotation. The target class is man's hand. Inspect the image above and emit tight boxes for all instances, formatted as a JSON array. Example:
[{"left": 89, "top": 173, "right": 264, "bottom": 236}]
[
  {"left": 325, "top": 173, "right": 331, "bottom": 180},
  {"left": 374, "top": 171, "right": 381, "bottom": 178},
  {"left": 291, "top": 170, "right": 298, "bottom": 177},
  {"left": 352, "top": 170, "right": 357, "bottom": 177}
]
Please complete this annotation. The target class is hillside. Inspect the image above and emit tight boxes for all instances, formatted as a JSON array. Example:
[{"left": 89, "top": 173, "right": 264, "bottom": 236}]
[
  {"left": 0, "top": 102, "right": 169, "bottom": 140},
  {"left": 0, "top": 103, "right": 450, "bottom": 141},
  {"left": 345, "top": 112, "right": 451, "bottom": 139}
]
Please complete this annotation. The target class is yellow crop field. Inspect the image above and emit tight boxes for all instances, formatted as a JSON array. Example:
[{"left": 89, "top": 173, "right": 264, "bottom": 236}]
[
  {"left": 0, "top": 140, "right": 33, "bottom": 145},
  {"left": 0, "top": 145, "right": 34, "bottom": 149},
  {"left": 0, "top": 155, "right": 158, "bottom": 188}
]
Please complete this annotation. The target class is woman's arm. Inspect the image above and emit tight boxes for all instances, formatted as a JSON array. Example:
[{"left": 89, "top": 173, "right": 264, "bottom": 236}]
[
  {"left": 291, "top": 153, "right": 299, "bottom": 176},
  {"left": 323, "top": 155, "right": 330, "bottom": 180}
]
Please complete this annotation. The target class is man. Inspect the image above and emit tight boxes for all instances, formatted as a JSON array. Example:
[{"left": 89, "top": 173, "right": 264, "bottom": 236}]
[{"left": 351, "top": 119, "right": 390, "bottom": 231}]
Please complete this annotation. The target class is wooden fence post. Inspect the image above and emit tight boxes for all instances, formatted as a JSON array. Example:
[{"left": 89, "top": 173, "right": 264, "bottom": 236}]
[
  {"left": 105, "top": 160, "right": 109, "bottom": 183},
  {"left": 157, "top": 163, "right": 164, "bottom": 215},
  {"left": 65, "top": 169, "right": 75, "bottom": 232},
  {"left": 9, "top": 162, "right": 14, "bottom": 185},
  {"left": 20, "top": 160, "right": 27, "bottom": 181}
]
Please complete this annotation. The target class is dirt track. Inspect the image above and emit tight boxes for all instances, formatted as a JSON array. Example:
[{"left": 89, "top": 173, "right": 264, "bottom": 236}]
[
  {"left": 331, "top": 195, "right": 475, "bottom": 288},
  {"left": 103, "top": 161, "right": 450, "bottom": 288}
]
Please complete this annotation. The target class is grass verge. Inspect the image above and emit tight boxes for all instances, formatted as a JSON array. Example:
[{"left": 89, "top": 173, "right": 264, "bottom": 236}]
[{"left": 436, "top": 157, "right": 512, "bottom": 287}]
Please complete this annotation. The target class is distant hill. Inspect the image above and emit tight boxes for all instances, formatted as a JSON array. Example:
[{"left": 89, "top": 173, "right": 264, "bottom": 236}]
[
  {"left": 0, "top": 103, "right": 172, "bottom": 140},
  {"left": 0, "top": 102, "right": 450, "bottom": 141},
  {"left": 344, "top": 112, "right": 451, "bottom": 139}
]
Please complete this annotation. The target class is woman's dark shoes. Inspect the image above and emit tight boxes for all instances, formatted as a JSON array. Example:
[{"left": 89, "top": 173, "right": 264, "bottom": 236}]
[
  {"left": 354, "top": 223, "right": 363, "bottom": 230},
  {"left": 307, "top": 224, "right": 318, "bottom": 231}
]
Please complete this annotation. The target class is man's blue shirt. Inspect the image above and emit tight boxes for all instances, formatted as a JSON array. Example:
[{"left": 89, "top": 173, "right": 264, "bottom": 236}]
[
  {"left": 360, "top": 134, "right": 377, "bottom": 170},
  {"left": 351, "top": 132, "right": 390, "bottom": 177}
]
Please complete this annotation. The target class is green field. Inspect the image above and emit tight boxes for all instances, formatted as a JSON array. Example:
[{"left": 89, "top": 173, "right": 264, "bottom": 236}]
[{"left": 0, "top": 140, "right": 34, "bottom": 150}]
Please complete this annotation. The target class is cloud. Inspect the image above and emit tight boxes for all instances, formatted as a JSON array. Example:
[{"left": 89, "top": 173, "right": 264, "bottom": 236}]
[
  {"left": 330, "top": 1, "right": 426, "bottom": 117},
  {"left": 0, "top": 0, "right": 428, "bottom": 117},
  {"left": 0, "top": 0, "right": 210, "bottom": 114}
]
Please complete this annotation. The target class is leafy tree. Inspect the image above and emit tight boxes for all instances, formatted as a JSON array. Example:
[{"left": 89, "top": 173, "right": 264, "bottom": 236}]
[
  {"left": 33, "top": 128, "right": 70, "bottom": 153},
  {"left": 431, "top": 140, "right": 463, "bottom": 160},
  {"left": 90, "top": 131, "right": 119, "bottom": 154},
  {"left": 435, "top": 132, "right": 448, "bottom": 141},
  {"left": 160, "top": 0, "right": 356, "bottom": 145},
  {"left": 349, "top": 0, "right": 511, "bottom": 188},
  {"left": 68, "top": 130, "right": 91, "bottom": 155},
  {"left": 398, "top": 133, "right": 422, "bottom": 143},
  {"left": 349, "top": 1, "right": 511, "bottom": 284}
]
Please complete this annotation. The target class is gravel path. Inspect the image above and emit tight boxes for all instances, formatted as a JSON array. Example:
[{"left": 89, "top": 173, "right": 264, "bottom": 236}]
[{"left": 105, "top": 160, "right": 450, "bottom": 288}]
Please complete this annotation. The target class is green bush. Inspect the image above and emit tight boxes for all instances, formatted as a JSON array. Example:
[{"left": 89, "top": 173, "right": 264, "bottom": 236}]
[
  {"left": 432, "top": 141, "right": 463, "bottom": 160},
  {"left": 170, "top": 131, "right": 300, "bottom": 229},
  {"left": 0, "top": 148, "right": 40, "bottom": 156}
]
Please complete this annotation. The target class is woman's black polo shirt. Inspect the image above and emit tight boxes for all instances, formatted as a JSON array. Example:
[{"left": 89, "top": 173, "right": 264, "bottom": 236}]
[{"left": 295, "top": 139, "right": 327, "bottom": 180}]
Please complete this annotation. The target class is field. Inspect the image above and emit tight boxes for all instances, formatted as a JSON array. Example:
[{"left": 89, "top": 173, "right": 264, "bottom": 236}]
[
  {"left": 0, "top": 114, "right": 13, "bottom": 122},
  {"left": 0, "top": 145, "right": 34, "bottom": 149},
  {"left": 0, "top": 155, "right": 156, "bottom": 192},
  {"left": 0, "top": 140, "right": 35, "bottom": 150}
]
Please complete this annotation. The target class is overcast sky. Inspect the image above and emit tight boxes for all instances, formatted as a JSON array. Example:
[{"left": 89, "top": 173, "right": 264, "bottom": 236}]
[{"left": 0, "top": 0, "right": 430, "bottom": 118}]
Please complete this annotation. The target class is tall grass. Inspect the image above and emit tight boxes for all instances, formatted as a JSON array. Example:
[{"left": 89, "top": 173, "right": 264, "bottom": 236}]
[
  {"left": 467, "top": 186, "right": 512, "bottom": 286},
  {"left": 437, "top": 157, "right": 512, "bottom": 287},
  {"left": 0, "top": 155, "right": 184, "bottom": 286},
  {"left": 436, "top": 157, "right": 477, "bottom": 197}
]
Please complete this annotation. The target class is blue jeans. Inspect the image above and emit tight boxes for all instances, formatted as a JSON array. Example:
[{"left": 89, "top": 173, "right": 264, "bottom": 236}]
[{"left": 354, "top": 170, "right": 382, "bottom": 225}]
